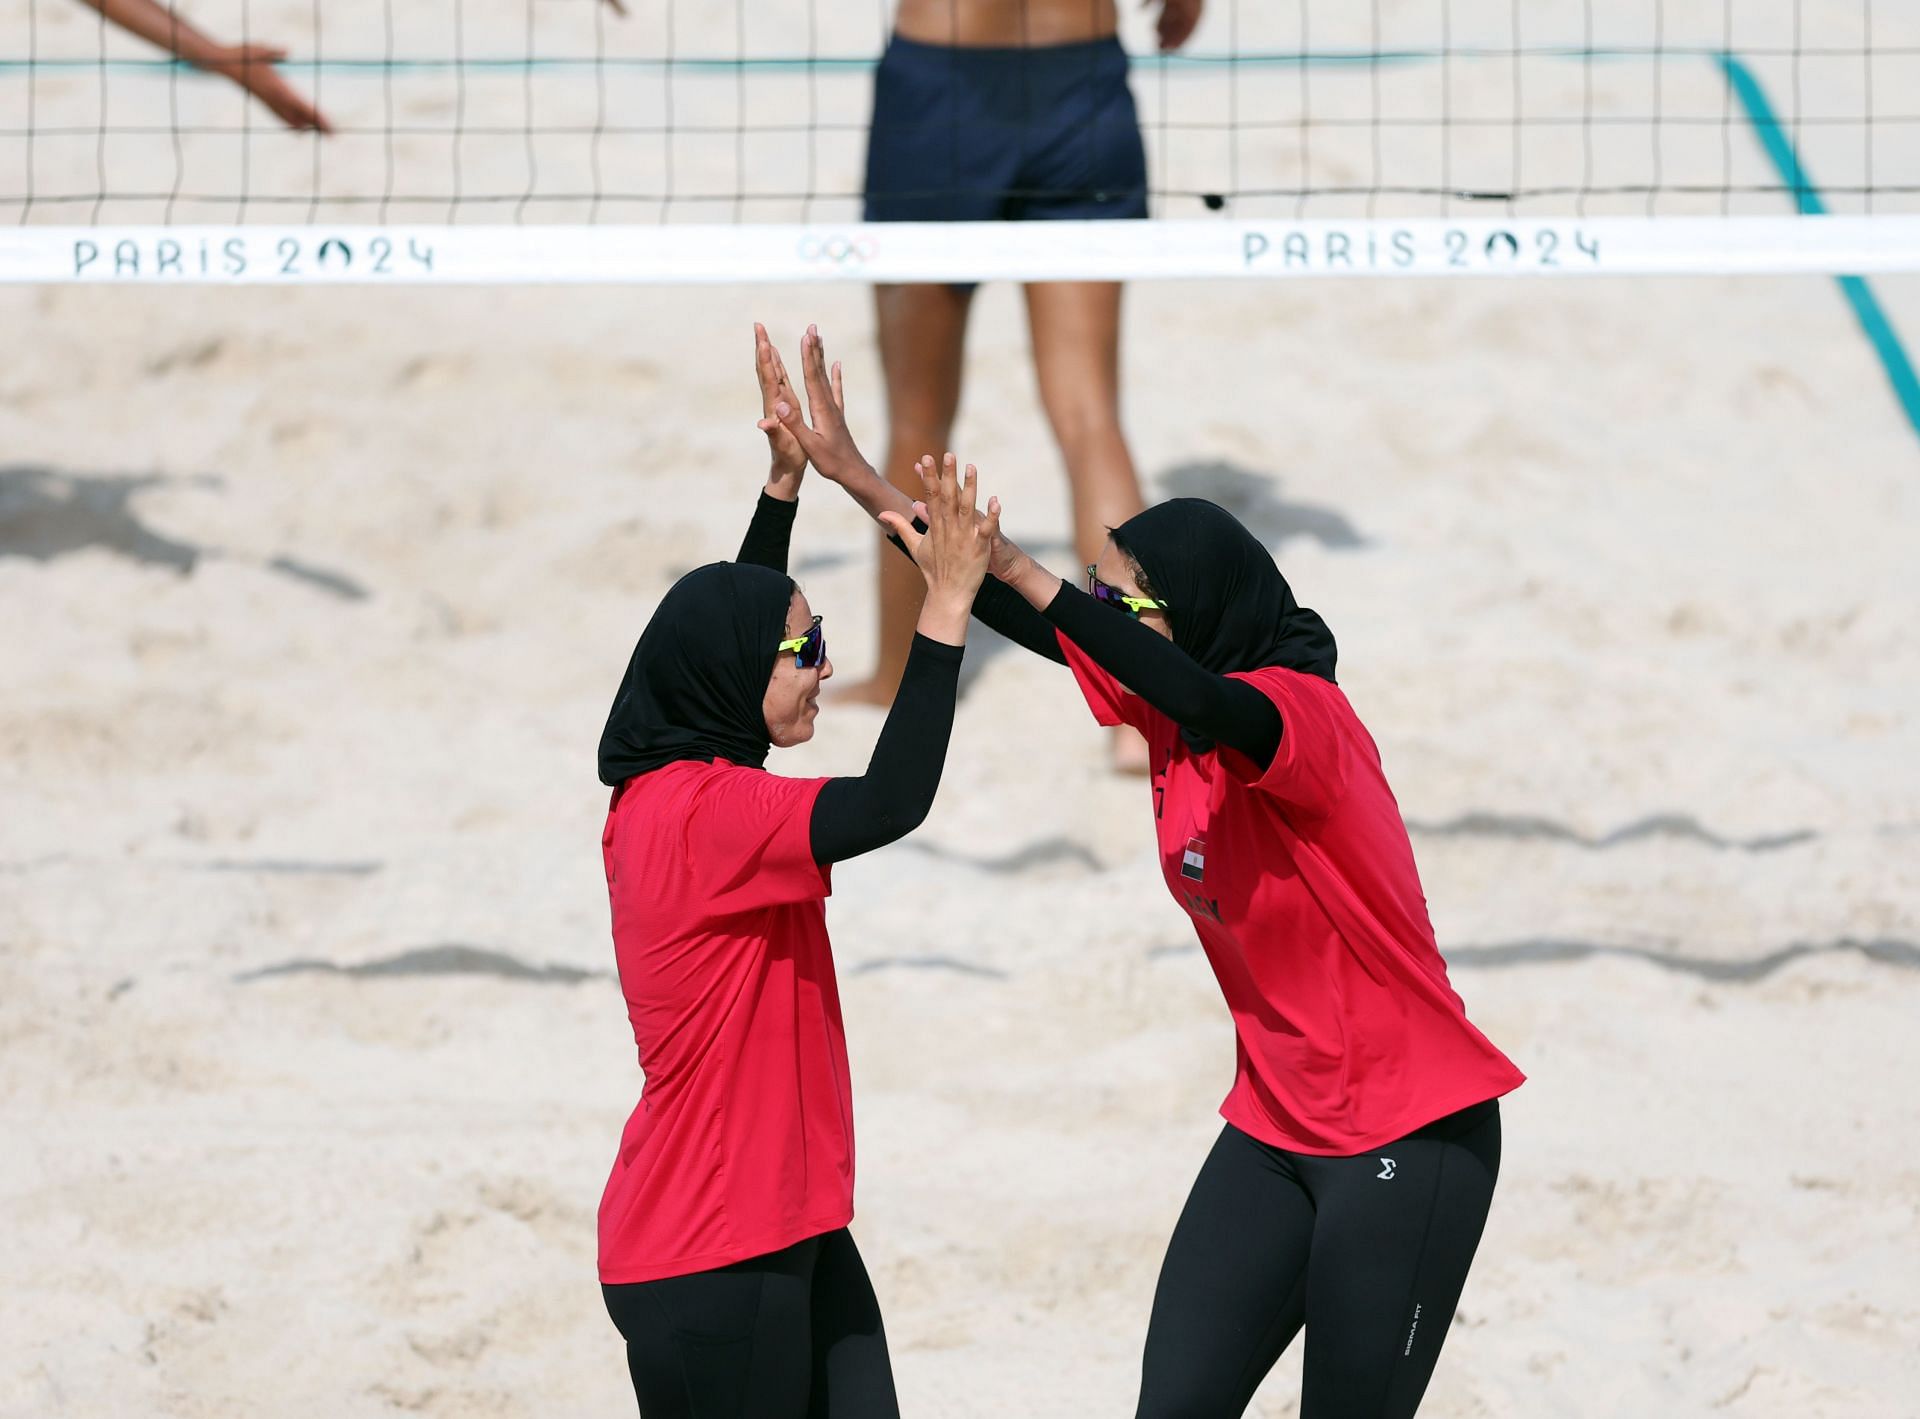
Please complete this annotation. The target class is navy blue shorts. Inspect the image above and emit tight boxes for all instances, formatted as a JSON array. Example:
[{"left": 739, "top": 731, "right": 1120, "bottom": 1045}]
[{"left": 863, "top": 35, "right": 1149, "bottom": 224}]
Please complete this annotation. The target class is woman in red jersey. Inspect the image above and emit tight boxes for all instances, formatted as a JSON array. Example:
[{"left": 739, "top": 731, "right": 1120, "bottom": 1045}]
[
  {"left": 593, "top": 328, "right": 994, "bottom": 1418},
  {"left": 770, "top": 327, "right": 1525, "bottom": 1419}
]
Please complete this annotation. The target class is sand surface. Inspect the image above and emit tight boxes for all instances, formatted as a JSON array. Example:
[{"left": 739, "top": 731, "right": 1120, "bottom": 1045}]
[{"left": 4, "top": 1, "right": 1920, "bottom": 1416}]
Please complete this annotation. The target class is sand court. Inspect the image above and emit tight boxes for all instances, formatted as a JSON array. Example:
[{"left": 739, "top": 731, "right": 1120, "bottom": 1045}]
[{"left": 4, "top": 0, "right": 1920, "bottom": 1413}]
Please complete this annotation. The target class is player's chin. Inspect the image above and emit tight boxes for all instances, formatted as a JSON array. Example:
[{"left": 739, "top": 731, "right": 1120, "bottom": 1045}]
[{"left": 782, "top": 699, "right": 820, "bottom": 745}]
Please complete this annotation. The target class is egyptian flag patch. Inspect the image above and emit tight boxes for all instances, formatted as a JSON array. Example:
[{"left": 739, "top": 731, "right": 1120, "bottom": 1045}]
[{"left": 1181, "top": 837, "right": 1206, "bottom": 882}]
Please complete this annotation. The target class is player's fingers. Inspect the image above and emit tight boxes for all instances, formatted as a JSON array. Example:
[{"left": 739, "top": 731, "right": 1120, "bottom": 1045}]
[
  {"left": 910, "top": 499, "right": 930, "bottom": 527},
  {"left": 961, "top": 463, "right": 979, "bottom": 520},
  {"left": 773, "top": 398, "right": 817, "bottom": 449},
  {"left": 876, "top": 510, "right": 922, "bottom": 552},
  {"left": 799, "top": 325, "right": 836, "bottom": 425},
  {"left": 280, "top": 96, "right": 324, "bottom": 132},
  {"left": 830, "top": 360, "right": 845, "bottom": 413},
  {"left": 981, "top": 498, "right": 1003, "bottom": 545},
  {"left": 753, "top": 327, "right": 780, "bottom": 401}
]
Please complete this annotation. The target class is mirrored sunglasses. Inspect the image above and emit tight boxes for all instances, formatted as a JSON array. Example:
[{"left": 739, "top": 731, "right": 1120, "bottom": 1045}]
[
  {"left": 1086, "top": 565, "right": 1170, "bottom": 618},
  {"left": 776, "top": 614, "right": 827, "bottom": 670}
]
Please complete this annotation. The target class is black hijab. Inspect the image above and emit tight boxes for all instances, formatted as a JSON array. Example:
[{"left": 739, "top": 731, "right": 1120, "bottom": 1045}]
[
  {"left": 597, "top": 561, "right": 795, "bottom": 787},
  {"left": 1110, "top": 498, "right": 1337, "bottom": 749}
]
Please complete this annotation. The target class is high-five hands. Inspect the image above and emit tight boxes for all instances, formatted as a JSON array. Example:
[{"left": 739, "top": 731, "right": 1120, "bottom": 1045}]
[
  {"left": 752, "top": 322, "right": 809, "bottom": 498},
  {"left": 879, "top": 454, "right": 997, "bottom": 646},
  {"left": 907, "top": 454, "right": 1036, "bottom": 589},
  {"left": 760, "top": 325, "right": 872, "bottom": 487}
]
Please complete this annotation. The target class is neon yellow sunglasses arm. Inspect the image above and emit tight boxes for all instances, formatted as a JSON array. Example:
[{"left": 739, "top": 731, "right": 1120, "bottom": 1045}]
[
  {"left": 1085, "top": 563, "right": 1170, "bottom": 615},
  {"left": 776, "top": 613, "right": 824, "bottom": 656}
]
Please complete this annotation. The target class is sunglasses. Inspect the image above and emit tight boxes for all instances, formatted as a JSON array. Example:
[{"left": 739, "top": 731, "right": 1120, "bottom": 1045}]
[
  {"left": 776, "top": 614, "right": 828, "bottom": 670},
  {"left": 1087, "top": 565, "right": 1170, "bottom": 618}
]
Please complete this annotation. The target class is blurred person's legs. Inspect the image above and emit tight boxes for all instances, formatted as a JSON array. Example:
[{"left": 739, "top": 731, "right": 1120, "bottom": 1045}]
[
  {"left": 1017, "top": 36, "right": 1153, "bottom": 766},
  {"left": 1026, "top": 278, "right": 1151, "bottom": 768},
  {"left": 860, "top": 33, "right": 1153, "bottom": 728},
  {"left": 845, "top": 280, "right": 974, "bottom": 705},
  {"left": 857, "top": 33, "right": 998, "bottom": 703}
]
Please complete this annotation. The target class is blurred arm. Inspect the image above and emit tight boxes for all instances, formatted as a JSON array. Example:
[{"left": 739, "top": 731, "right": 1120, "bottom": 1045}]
[
  {"left": 75, "top": 0, "right": 332, "bottom": 132},
  {"left": 76, "top": 0, "right": 220, "bottom": 66}
]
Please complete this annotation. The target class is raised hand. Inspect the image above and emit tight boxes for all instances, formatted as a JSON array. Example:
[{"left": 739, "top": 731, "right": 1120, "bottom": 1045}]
[
  {"left": 753, "top": 322, "right": 807, "bottom": 498},
  {"left": 879, "top": 454, "right": 995, "bottom": 645},
  {"left": 908, "top": 454, "right": 1034, "bottom": 585},
  {"left": 762, "top": 325, "right": 870, "bottom": 486}
]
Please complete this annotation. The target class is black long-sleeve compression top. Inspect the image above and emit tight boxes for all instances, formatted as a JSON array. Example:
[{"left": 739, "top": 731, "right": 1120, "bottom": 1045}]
[
  {"left": 1038, "top": 580, "right": 1282, "bottom": 769},
  {"left": 735, "top": 489, "right": 799, "bottom": 572},
  {"left": 880, "top": 524, "right": 1282, "bottom": 771},
  {"left": 735, "top": 489, "right": 967, "bottom": 866}
]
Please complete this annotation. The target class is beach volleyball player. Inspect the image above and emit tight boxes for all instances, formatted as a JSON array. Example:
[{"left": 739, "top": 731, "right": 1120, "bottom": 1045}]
[
  {"left": 853, "top": 0, "right": 1203, "bottom": 772},
  {"left": 771, "top": 327, "right": 1526, "bottom": 1417},
  {"left": 593, "top": 328, "right": 995, "bottom": 1417}
]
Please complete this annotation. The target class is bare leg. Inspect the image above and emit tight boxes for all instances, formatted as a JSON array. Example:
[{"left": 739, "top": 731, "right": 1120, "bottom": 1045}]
[
  {"left": 1025, "top": 280, "right": 1151, "bottom": 771},
  {"left": 841, "top": 282, "right": 974, "bottom": 706}
]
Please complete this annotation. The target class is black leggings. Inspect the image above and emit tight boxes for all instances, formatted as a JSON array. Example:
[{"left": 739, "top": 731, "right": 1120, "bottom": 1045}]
[
  {"left": 602, "top": 1229, "right": 899, "bottom": 1419},
  {"left": 1137, "top": 1100, "right": 1503, "bottom": 1419}
]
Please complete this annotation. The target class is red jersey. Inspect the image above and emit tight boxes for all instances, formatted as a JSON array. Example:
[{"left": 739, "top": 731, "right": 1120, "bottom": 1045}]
[
  {"left": 1062, "top": 635, "right": 1524, "bottom": 1154},
  {"left": 598, "top": 759, "right": 854, "bottom": 1283}
]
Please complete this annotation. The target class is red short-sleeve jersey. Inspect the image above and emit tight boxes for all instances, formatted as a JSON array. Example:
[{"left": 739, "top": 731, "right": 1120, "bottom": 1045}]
[
  {"left": 597, "top": 759, "right": 855, "bottom": 1283},
  {"left": 1062, "top": 633, "right": 1524, "bottom": 1154}
]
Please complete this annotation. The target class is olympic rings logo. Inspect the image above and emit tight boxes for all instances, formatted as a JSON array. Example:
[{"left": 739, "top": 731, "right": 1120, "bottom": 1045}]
[{"left": 797, "top": 234, "right": 879, "bottom": 266}]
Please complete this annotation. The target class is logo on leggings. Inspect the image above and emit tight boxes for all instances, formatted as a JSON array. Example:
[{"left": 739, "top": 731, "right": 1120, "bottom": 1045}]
[{"left": 1377, "top": 1157, "right": 1397, "bottom": 1180}]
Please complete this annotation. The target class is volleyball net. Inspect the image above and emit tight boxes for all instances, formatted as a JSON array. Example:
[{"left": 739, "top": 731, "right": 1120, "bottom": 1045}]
[{"left": 2, "top": 0, "right": 1918, "bottom": 282}]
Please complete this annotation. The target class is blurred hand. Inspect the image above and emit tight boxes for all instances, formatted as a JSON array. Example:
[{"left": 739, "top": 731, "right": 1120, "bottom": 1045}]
[
  {"left": 763, "top": 325, "right": 871, "bottom": 486},
  {"left": 205, "top": 44, "right": 332, "bottom": 133},
  {"left": 1150, "top": 0, "right": 1203, "bottom": 52},
  {"left": 880, "top": 453, "right": 994, "bottom": 615},
  {"left": 753, "top": 322, "right": 807, "bottom": 496}
]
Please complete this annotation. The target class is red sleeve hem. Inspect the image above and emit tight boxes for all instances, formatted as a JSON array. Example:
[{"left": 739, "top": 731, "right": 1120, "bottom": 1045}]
[{"left": 1222, "top": 668, "right": 1349, "bottom": 813}]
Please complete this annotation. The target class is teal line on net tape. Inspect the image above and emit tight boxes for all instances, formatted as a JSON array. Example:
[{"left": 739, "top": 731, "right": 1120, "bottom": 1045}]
[
  {"left": 1718, "top": 52, "right": 1920, "bottom": 442},
  {"left": 0, "top": 46, "right": 1719, "bottom": 76}
]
